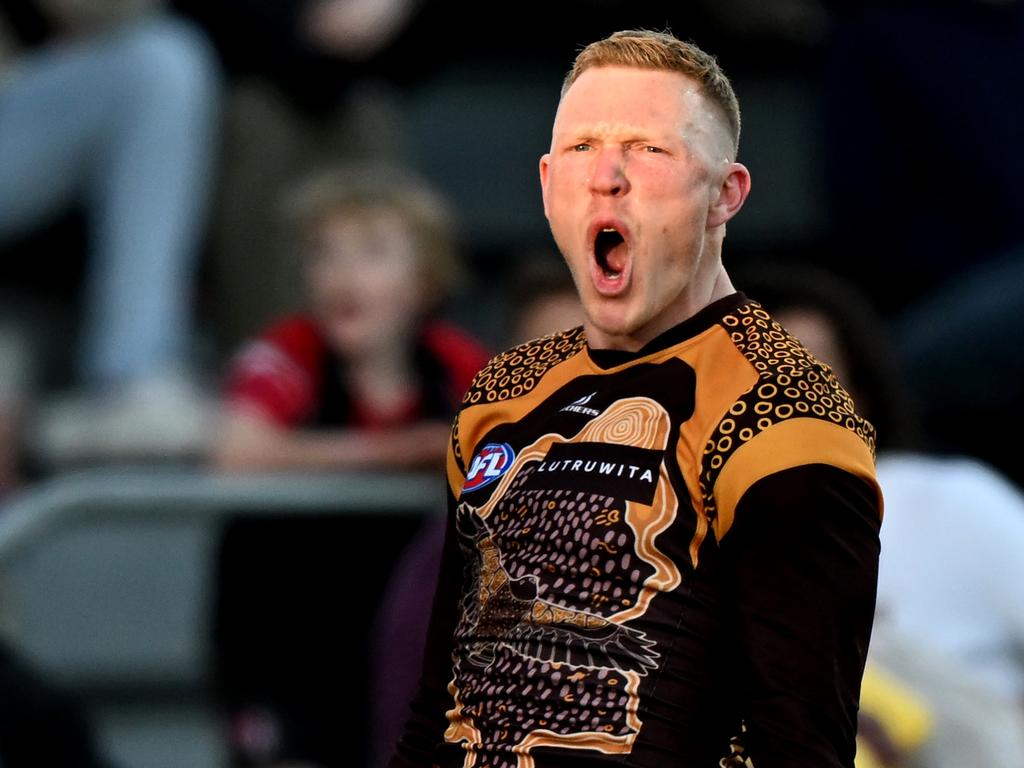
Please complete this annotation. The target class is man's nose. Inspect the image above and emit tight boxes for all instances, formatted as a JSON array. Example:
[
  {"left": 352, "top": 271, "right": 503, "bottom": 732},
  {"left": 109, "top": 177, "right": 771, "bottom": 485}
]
[{"left": 589, "top": 148, "right": 630, "bottom": 197}]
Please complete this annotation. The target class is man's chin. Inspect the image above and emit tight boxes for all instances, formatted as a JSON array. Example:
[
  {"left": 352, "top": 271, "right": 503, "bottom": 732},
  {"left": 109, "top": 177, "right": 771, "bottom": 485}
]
[{"left": 583, "top": 310, "right": 643, "bottom": 351}]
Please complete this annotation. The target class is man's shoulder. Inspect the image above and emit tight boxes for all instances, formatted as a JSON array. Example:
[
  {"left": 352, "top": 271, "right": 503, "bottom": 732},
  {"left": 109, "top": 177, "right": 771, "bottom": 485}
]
[
  {"left": 697, "top": 302, "right": 880, "bottom": 535},
  {"left": 460, "top": 326, "right": 587, "bottom": 409},
  {"left": 721, "top": 301, "right": 859, "bottom": 410}
]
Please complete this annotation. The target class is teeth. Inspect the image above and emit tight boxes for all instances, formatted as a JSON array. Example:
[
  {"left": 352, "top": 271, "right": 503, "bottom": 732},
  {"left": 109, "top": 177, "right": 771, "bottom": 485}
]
[{"left": 601, "top": 227, "right": 616, "bottom": 232}]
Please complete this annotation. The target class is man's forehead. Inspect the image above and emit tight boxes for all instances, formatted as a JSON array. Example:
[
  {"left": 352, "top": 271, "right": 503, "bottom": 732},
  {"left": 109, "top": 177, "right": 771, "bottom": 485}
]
[
  {"left": 555, "top": 120, "right": 676, "bottom": 140},
  {"left": 552, "top": 66, "right": 733, "bottom": 161}
]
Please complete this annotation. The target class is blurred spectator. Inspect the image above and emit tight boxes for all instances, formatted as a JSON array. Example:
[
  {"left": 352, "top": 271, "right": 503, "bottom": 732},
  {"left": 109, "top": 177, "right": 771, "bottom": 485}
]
[
  {"left": 506, "top": 253, "right": 586, "bottom": 346},
  {"left": 740, "top": 263, "right": 1024, "bottom": 766},
  {"left": 855, "top": 663, "right": 931, "bottom": 768},
  {"left": 174, "top": 0, "right": 422, "bottom": 113},
  {"left": 209, "top": 165, "right": 489, "bottom": 768},
  {"left": 0, "top": 1, "right": 221, "bottom": 473},
  {"left": 211, "top": 164, "right": 487, "bottom": 472},
  {"left": 173, "top": 0, "right": 427, "bottom": 350}
]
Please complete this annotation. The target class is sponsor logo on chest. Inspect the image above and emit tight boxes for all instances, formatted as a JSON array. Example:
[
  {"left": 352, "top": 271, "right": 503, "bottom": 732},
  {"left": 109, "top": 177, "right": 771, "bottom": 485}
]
[
  {"left": 535, "top": 457, "right": 655, "bottom": 484},
  {"left": 525, "top": 441, "right": 662, "bottom": 505}
]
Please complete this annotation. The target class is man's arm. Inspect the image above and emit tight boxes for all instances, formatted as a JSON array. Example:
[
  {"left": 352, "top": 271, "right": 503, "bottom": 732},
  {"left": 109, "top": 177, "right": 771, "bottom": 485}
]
[
  {"left": 722, "top": 464, "right": 881, "bottom": 767},
  {"left": 387, "top": 481, "right": 466, "bottom": 767}
]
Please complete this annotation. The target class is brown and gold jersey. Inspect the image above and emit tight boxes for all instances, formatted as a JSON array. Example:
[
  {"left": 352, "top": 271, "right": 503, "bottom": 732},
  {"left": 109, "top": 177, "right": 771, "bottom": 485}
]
[{"left": 392, "top": 293, "right": 882, "bottom": 768}]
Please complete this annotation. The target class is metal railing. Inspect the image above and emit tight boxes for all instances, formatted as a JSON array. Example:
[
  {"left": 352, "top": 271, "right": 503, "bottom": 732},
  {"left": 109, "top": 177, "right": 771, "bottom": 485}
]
[
  {"left": 0, "top": 467, "right": 445, "bottom": 768},
  {"left": 0, "top": 466, "right": 443, "bottom": 683},
  {"left": 0, "top": 466, "right": 443, "bottom": 560}
]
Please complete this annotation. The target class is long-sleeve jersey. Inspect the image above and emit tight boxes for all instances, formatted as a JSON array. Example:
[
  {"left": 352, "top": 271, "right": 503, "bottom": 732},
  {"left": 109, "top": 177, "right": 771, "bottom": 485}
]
[{"left": 389, "top": 293, "right": 882, "bottom": 768}]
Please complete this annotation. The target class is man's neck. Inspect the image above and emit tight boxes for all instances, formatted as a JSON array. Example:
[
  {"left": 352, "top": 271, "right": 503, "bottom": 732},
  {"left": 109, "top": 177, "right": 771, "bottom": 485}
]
[{"left": 585, "top": 266, "right": 735, "bottom": 352}]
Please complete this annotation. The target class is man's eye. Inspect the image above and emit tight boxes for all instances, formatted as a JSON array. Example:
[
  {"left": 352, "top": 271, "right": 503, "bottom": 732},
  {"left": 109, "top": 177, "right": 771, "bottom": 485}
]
[
  {"left": 572, "top": 143, "right": 591, "bottom": 152},
  {"left": 645, "top": 145, "right": 665, "bottom": 154}
]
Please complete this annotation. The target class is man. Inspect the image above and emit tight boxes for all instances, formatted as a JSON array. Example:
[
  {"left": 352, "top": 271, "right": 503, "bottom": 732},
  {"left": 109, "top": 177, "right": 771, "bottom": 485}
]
[{"left": 389, "top": 30, "right": 881, "bottom": 768}]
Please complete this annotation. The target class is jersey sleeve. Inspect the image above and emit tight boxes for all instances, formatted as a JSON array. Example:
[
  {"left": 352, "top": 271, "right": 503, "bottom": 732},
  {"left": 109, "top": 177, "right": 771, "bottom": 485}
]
[
  {"left": 224, "top": 316, "right": 323, "bottom": 427},
  {"left": 721, "top": 463, "right": 882, "bottom": 767},
  {"left": 710, "top": 415, "right": 881, "bottom": 540}
]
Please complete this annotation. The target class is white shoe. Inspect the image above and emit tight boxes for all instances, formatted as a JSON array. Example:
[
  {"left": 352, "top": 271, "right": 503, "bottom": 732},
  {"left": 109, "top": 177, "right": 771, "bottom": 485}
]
[{"left": 31, "top": 372, "right": 216, "bottom": 466}]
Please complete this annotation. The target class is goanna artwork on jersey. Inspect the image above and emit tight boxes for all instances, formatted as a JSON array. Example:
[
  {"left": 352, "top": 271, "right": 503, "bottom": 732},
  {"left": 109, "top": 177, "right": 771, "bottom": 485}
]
[{"left": 446, "top": 397, "right": 682, "bottom": 768}]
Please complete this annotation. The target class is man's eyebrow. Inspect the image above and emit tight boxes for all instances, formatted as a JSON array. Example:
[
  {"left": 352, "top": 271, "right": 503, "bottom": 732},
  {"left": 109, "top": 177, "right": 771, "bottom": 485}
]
[{"left": 562, "top": 130, "right": 680, "bottom": 148}]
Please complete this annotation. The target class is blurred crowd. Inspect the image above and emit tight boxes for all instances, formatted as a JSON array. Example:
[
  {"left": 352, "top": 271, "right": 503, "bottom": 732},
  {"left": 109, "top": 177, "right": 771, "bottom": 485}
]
[{"left": 1, "top": 0, "right": 1022, "bottom": 766}]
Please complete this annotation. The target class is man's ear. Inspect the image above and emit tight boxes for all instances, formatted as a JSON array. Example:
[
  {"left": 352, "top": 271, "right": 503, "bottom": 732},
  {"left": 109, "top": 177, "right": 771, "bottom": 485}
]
[
  {"left": 707, "top": 162, "right": 751, "bottom": 229},
  {"left": 539, "top": 153, "right": 552, "bottom": 219}
]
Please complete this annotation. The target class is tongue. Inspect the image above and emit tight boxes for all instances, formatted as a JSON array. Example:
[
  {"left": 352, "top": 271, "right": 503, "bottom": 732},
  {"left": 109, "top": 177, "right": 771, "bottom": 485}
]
[{"left": 604, "top": 241, "right": 628, "bottom": 274}]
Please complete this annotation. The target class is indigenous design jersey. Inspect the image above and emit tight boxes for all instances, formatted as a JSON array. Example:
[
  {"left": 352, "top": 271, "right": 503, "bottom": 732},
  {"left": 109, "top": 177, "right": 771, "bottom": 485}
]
[{"left": 393, "top": 294, "right": 882, "bottom": 768}]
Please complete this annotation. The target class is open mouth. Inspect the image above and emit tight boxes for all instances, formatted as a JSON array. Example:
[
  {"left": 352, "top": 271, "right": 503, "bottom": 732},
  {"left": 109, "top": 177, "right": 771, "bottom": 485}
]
[{"left": 594, "top": 227, "right": 627, "bottom": 279}]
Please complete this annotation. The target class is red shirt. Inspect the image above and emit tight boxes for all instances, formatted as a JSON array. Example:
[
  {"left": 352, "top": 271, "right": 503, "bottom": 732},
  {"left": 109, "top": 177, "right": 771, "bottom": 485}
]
[{"left": 226, "top": 315, "right": 490, "bottom": 429}]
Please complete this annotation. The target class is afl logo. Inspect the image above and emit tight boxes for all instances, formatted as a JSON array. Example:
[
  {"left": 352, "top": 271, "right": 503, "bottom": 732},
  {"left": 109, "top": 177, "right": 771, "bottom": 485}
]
[{"left": 463, "top": 443, "right": 516, "bottom": 493}]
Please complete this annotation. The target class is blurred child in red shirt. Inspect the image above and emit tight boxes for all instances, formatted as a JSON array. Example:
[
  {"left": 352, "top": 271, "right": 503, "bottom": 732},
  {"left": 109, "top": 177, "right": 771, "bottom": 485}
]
[
  {"left": 210, "top": 165, "right": 489, "bottom": 768},
  {"left": 213, "top": 165, "right": 488, "bottom": 472}
]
